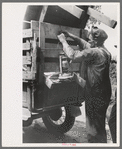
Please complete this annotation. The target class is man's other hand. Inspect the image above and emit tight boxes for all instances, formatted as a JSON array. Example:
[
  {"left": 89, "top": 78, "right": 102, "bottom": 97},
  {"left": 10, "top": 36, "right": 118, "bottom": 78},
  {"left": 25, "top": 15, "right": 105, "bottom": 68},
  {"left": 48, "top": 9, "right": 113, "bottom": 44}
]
[{"left": 74, "top": 72, "right": 86, "bottom": 88}]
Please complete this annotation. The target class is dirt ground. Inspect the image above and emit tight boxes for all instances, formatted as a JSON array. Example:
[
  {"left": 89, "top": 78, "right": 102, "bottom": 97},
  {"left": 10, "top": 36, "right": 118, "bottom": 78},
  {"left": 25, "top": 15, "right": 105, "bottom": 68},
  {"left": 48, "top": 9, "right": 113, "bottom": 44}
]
[{"left": 23, "top": 102, "right": 113, "bottom": 144}]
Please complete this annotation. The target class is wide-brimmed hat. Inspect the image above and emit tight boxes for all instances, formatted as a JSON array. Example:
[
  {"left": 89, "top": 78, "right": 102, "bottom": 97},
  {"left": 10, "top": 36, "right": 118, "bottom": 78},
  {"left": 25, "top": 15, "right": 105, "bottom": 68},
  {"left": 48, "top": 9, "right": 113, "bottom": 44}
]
[{"left": 91, "top": 26, "right": 108, "bottom": 43}]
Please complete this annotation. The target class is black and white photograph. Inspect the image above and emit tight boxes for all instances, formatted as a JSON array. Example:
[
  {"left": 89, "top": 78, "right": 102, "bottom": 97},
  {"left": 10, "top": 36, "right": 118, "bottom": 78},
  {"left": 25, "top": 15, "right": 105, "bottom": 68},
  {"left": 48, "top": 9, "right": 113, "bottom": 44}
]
[{"left": 2, "top": 2, "right": 120, "bottom": 147}]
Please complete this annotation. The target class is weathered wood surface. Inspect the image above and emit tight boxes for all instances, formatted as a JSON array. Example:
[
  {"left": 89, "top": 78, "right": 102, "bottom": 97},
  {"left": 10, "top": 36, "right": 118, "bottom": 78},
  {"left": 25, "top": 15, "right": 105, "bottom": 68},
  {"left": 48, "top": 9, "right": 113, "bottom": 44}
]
[
  {"left": 39, "top": 6, "right": 48, "bottom": 48},
  {"left": 59, "top": 5, "right": 84, "bottom": 19},
  {"left": 43, "top": 48, "right": 80, "bottom": 60},
  {"left": 23, "top": 5, "right": 89, "bottom": 29},
  {"left": 59, "top": 5, "right": 117, "bottom": 28},
  {"left": 39, "top": 23, "right": 45, "bottom": 48},
  {"left": 39, "top": 22, "right": 81, "bottom": 61},
  {"left": 40, "top": 22, "right": 81, "bottom": 40},
  {"left": 27, "top": 85, "right": 32, "bottom": 111},
  {"left": 23, "top": 22, "right": 84, "bottom": 80},
  {"left": 22, "top": 85, "right": 28, "bottom": 108},
  {"left": 87, "top": 7, "right": 117, "bottom": 28},
  {"left": 23, "top": 83, "right": 28, "bottom": 108},
  {"left": 31, "top": 33, "right": 37, "bottom": 73},
  {"left": 23, "top": 72, "right": 35, "bottom": 80},
  {"left": 23, "top": 83, "right": 33, "bottom": 111},
  {"left": 23, "top": 56, "right": 31, "bottom": 65},
  {"left": 23, "top": 29, "right": 33, "bottom": 38},
  {"left": 37, "top": 22, "right": 81, "bottom": 72},
  {"left": 31, "top": 20, "right": 39, "bottom": 30},
  {"left": 31, "top": 85, "right": 35, "bottom": 110},
  {"left": 43, "top": 48, "right": 63, "bottom": 58},
  {"left": 39, "top": 6, "right": 48, "bottom": 22},
  {"left": 23, "top": 42, "right": 31, "bottom": 50},
  {"left": 23, "top": 29, "right": 39, "bottom": 38},
  {"left": 44, "top": 43, "right": 62, "bottom": 49},
  {"left": 44, "top": 62, "right": 79, "bottom": 72}
]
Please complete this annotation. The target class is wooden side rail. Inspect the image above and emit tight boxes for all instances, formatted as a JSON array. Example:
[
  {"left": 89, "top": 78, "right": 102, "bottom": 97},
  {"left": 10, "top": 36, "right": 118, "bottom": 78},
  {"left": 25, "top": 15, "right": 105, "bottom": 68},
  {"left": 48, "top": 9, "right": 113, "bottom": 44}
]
[
  {"left": 59, "top": 6, "right": 117, "bottom": 29},
  {"left": 38, "top": 22, "right": 82, "bottom": 72},
  {"left": 23, "top": 31, "right": 38, "bottom": 80}
]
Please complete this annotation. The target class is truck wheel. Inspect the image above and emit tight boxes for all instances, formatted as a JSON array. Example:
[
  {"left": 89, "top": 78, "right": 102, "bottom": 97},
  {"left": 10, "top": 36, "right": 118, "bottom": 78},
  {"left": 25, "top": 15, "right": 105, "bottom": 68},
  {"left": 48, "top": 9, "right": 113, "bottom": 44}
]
[{"left": 42, "top": 106, "right": 75, "bottom": 134}]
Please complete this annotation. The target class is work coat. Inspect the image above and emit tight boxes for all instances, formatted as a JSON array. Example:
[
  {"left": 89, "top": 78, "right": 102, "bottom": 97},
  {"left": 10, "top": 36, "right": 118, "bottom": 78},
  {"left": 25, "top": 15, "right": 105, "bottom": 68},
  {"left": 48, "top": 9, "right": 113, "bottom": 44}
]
[{"left": 63, "top": 39, "right": 112, "bottom": 99}]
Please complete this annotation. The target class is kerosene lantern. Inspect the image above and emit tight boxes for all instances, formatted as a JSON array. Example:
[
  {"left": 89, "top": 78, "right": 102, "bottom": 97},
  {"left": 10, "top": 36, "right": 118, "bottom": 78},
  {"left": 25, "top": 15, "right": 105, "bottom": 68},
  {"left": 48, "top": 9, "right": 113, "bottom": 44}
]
[{"left": 59, "top": 53, "right": 69, "bottom": 75}]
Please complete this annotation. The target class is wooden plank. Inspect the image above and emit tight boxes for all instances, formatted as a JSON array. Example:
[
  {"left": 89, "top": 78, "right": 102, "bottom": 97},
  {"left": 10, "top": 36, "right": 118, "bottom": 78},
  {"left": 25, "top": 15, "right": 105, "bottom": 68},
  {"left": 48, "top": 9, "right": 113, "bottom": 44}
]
[
  {"left": 39, "top": 22, "right": 45, "bottom": 48},
  {"left": 36, "top": 6, "right": 47, "bottom": 105},
  {"left": 30, "top": 41, "right": 39, "bottom": 48},
  {"left": 39, "top": 6, "right": 48, "bottom": 22},
  {"left": 23, "top": 42, "right": 31, "bottom": 50},
  {"left": 44, "top": 43, "right": 62, "bottom": 50},
  {"left": 59, "top": 6, "right": 117, "bottom": 28},
  {"left": 36, "top": 47, "right": 44, "bottom": 84},
  {"left": 23, "top": 29, "right": 33, "bottom": 38},
  {"left": 44, "top": 63, "right": 59, "bottom": 72},
  {"left": 23, "top": 72, "right": 32, "bottom": 80},
  {"left": 31, "top": 20, "right": 39, "bottom": 30},
  {"left": 45, "top": 43, "right": 79, "bottom": 50},
  {"left": 43, "top": 48, "right": 79, "bottom": 59},
  {"left": 33, "top": 29, "right": 39, "bottom": 38},
  {"left": 45, "top": 38, "right": 78, "bottom": 46},
  {"left": 31, "top": 33, "right": 37, "bottom": 73},
  {"left": 23, "top": 56, "right": 31, "bottom": 65},
  {"left": 87, "top": 7, "right": 117, "bottom": 28},
  {"left": 23, "top": 29, "right": 39, "bottom": 38},
  {"left": 44, "top": 57, "right": 59, "bottom": 63},
  {"left": 39, "top": 6, "right": 48, "bottom": 48},
  {"left": 44, "top": 62, "right": 79, "bottom": 72},
  {"left": 23, "top": 72, "right": 35, "bottom": 80},
  {"left": 31, "top": 85, "right": 35, "bottom": 110},
  {"left": 40, "top": 22, "right": 81, "bottom": 40},
  {"left": 35, "top": 7, "right": 47, "bottom": 107},
  {"left": 23, "top": 83, "right": 28, "bottom": 108},
  {"left": 31, "top": 42, "right": 78, "bottom": 51},
  {"left": 45, "top": 43, "right": 62, "bottom": 49},
  {"left": 43, "top": 48, "right": 63, "bottom": 58},
  {"left": 59, "top": 5, "right": 84, "bottom": 19},
  {"left": 23, "top": 101, "right": 28, "bottom": 108},
  {"left": 26, "top": 51, "right": 30, "bottom": 56},
  {"left": 27, "top": 66, "right": 31, "bottom": 71},
  {"left": 27, "top": 85, "right": 32, "bottom": 111},
  {"left": 26, "top": 46, "right": 31, "bottom": 72}
]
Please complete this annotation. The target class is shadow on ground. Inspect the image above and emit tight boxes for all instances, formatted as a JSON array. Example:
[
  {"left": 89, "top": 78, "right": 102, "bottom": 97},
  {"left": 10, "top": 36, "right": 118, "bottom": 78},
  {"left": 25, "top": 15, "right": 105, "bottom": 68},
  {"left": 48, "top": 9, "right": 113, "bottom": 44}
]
[{"left": 23, "top": 118, "right": 88, "bottom": 143}]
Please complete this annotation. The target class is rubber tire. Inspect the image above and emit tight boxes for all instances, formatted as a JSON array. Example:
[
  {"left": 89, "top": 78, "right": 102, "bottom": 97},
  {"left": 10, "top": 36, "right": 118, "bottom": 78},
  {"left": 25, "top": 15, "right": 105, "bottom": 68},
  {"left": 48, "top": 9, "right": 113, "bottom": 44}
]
[{"left": 42, "top": 106, "right": 75, "bottom": 134}]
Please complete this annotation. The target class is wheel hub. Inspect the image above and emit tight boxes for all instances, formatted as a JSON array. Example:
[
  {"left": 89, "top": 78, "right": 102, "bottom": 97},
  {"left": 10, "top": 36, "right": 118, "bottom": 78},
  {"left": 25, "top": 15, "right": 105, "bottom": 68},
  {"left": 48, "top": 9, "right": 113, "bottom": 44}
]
[{"left": 49, "top": 108, "right": 62, "bottom": 121}]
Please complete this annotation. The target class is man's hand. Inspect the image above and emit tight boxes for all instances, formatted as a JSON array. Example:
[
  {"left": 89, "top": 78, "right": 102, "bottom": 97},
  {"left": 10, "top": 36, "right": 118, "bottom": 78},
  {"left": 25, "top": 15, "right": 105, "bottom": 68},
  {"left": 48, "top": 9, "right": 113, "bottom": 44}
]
[
  {"left": 62, "top": 31, "right": 70, "bottom": 38},
  {"left": 73, "top": 72, "right": 86, "bottom": 88},
  {"left": 57, "top": 33, "right": 66, "bottom": 43}
]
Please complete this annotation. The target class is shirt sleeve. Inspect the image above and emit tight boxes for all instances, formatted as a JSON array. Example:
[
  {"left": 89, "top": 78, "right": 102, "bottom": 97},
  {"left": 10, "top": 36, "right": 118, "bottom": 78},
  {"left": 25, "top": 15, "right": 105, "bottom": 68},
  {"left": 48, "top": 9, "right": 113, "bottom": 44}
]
[
  {"left": 80, "top": 39, "right": 91, "bottom": 50},
  {"left": 63, "top": 46, "right": 95, "bottom": 63}
]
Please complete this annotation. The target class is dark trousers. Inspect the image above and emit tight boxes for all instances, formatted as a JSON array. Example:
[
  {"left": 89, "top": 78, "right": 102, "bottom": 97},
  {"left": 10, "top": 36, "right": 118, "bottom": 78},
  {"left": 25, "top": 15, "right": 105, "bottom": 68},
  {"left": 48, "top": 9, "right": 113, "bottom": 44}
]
[
  {"left": 108, "top": 102, "right": 116, "bottom": 143},
  {"left": 85, "top": 87, "right": 110, "bottom": 143}
]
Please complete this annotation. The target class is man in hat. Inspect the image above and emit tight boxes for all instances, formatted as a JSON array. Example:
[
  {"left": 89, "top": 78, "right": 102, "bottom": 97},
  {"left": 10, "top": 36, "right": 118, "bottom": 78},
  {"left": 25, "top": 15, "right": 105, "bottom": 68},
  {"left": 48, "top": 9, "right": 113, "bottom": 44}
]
[{"left": 57, "top": 27, "right": 112, "bottom": 143}]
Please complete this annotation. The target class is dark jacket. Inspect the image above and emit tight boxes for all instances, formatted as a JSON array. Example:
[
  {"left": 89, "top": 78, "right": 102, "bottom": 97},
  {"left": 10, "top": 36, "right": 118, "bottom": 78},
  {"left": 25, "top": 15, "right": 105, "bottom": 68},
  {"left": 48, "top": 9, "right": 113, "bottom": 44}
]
[{"left": 63, "top": 40, "right": 111, "bottom": 99}]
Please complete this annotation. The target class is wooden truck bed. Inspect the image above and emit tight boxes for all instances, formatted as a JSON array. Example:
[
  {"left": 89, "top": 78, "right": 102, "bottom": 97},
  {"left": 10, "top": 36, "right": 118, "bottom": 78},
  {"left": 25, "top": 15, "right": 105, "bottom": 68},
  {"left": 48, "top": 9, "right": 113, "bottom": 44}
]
[
  {"left": 22, "top": 5, "right": 117, "bottom": 113},
  {"left": 23, "top": 21, "right": 85, "bottom": 111}
]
